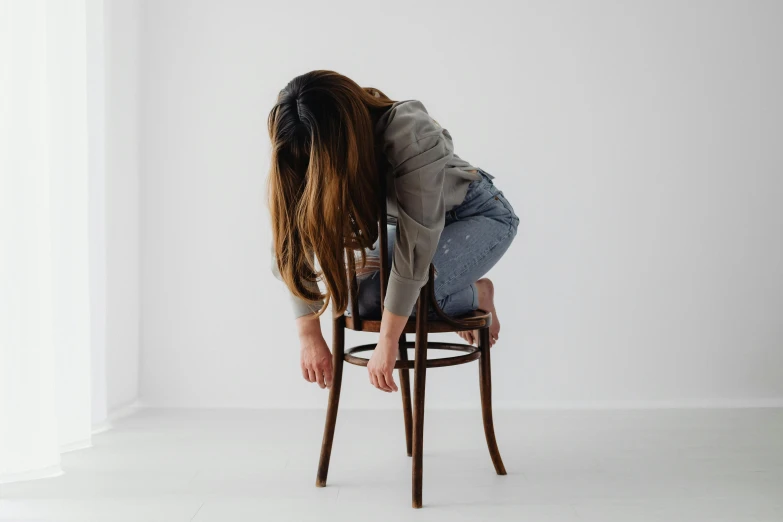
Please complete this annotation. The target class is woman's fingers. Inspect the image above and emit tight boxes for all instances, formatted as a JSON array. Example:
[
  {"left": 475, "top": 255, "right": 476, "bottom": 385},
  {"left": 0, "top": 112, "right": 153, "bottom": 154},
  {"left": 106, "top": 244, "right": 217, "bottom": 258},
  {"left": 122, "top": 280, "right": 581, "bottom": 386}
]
[
  {"left": 375, "top": 370, "right": 391, "bottom": 392},
  {"left": 368, "top": 367, "right": 395, "bottom": 392},
  {"left": 303, "top": 365, "right": 332, "bottom": 388},
  {"left": 381, "top": 371, "right": 398, "bottom": 392},
  {"left": 365, "top": 340, "right": 399, "bottom": 393},
  {"left": 315, "top": 369, "right": 326, "bottom": 389}
]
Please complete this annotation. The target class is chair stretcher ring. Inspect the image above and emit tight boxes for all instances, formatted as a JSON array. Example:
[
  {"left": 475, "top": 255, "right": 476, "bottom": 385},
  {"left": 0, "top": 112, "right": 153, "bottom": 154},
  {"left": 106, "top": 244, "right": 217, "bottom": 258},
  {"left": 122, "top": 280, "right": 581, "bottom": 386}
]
[{"left": 344, "top": 341, "right": 481, "bottom": 369}]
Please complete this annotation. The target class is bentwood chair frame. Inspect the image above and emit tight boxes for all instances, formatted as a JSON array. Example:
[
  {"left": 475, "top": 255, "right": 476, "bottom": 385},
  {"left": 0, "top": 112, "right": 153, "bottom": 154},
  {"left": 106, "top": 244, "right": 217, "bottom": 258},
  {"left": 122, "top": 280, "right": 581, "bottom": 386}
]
[{"left": 314, "top": 171, "right": 507, "bottom": 509}]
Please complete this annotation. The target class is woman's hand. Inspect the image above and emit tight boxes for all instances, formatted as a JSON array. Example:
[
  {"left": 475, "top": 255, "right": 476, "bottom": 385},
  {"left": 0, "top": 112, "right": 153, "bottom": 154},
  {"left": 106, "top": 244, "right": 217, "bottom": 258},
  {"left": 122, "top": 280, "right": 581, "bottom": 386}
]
[
  {"left": 296, "top": 314, "right": 333, "bottom": 389},
  {"left": 367, "top": 335, "right": 399, "bottom": 392},
  {"left": 367, "top": 308, "right": 408, "bottom": 392}
]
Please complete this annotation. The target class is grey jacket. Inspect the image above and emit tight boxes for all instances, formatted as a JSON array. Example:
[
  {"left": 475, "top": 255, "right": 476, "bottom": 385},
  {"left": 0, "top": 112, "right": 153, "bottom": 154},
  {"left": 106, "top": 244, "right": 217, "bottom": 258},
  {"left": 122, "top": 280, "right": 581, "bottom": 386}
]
[{"left": 273, "top": 99, "right": 480, "bottom": 318}]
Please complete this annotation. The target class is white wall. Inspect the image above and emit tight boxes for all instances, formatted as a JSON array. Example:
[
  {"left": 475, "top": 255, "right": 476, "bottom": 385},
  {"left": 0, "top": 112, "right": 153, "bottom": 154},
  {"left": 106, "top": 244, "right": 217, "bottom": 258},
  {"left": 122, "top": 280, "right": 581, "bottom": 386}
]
[
  {"left": 87, "top": 0, "right": 109, "bottom": 425},
  {"left": 104, "top": 0, "right": 141, "bottom": 412},
  {"left": 137, "top": 0, "right": 783, "bottom": 409}
]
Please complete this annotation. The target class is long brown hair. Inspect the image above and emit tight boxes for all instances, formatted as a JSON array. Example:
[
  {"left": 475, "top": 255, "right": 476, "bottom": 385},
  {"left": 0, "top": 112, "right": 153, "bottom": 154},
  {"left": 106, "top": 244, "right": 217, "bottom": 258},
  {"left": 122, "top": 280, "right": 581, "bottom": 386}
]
[{"left": 268, "top": 70, "right": 395, "bottom": 316}]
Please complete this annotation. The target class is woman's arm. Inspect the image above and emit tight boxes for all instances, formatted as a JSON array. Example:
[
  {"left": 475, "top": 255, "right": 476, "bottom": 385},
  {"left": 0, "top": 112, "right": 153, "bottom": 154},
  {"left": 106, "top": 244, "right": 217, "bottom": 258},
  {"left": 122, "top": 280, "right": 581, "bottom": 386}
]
[
  {"left": 378, "top": 103, "right": 451, "bottom": 317},
  {"left": 272, "top": 247, "right": 332, "bottom": 388},
  {"left": 366, "top": 100, "right": 453, "bottom": 392}
]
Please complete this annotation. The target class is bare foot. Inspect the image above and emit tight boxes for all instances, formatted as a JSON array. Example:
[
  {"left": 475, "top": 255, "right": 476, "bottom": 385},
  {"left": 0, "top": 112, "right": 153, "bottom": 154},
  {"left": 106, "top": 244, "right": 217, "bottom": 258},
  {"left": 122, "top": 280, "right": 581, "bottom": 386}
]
[{"left": 458, "top": 278, "right": 500, "bottom": 347}]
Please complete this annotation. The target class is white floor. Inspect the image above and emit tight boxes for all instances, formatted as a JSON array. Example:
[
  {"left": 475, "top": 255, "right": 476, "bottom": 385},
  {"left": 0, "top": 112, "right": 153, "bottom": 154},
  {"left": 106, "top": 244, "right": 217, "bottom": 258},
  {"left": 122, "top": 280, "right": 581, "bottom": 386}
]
[{"left": 1, "top": 408, "right": 782, "bottom": 522}]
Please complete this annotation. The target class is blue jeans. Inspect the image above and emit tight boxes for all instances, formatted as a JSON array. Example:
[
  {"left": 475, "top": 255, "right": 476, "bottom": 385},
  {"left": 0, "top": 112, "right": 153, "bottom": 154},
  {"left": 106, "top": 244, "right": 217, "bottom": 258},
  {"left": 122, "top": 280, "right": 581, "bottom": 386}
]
[{"left": 352, "top": 169, "right": 519, "bottom": 318}]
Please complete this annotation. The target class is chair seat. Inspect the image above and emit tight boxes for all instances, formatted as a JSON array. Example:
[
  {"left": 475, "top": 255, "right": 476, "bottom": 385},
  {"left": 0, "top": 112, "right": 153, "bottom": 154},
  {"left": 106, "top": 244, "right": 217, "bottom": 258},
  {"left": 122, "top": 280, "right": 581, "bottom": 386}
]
[{"left": 344, "top": 309, "right": 492, "bottom": 333}]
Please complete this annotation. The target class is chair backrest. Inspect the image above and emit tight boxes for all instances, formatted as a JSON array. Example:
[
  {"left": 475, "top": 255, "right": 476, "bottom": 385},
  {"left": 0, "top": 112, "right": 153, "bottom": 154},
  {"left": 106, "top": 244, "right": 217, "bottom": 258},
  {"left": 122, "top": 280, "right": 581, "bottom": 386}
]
[
  {"left": 347, "top": 168, "right": 487, "bottom": 331},
  {"left": 376, "top": 166, "right": 391, "bottom": 313},
  {"left": 347, "top": 167, "right": 390, "bottom": 328}
]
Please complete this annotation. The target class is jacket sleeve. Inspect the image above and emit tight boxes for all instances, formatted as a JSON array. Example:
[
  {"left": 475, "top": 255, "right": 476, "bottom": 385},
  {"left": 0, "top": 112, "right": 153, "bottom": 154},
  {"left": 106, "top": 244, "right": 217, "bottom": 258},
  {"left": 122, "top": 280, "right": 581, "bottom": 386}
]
[
  {"left": 380, "top": 101, "right": 452, "bottom": 316},
  {"left": 270, "top": 246, "right": 324, "bottom": 318}
]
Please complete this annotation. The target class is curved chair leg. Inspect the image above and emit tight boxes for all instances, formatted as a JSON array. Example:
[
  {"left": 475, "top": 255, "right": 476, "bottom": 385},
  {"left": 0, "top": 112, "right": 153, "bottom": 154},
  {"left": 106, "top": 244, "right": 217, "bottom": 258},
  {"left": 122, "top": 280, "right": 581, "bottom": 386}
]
[
  {"left": 478, "top": 327, "right": 507, "bottom": 475},
  {"left": 398, "top": 334, "right": 413, "bottom": 457},
  {"left": 316, "top": 315, "right": 345, "bottom": 487},
  {"left": 412, "top": 289, "right": 429, "bottom": 508}
]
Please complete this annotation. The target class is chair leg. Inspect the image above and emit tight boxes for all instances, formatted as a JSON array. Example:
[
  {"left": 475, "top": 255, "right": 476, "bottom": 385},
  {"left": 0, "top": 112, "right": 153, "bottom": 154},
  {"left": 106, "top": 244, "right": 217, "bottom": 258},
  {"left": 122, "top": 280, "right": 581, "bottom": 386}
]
[
  {"left": 478, "top": 327, "right": 507, "bottom": 475},
  {"left": 412, "top": 289, "right": 429, "bottom": 508},
  {"left": 316, "top": 315, "right": 345, "bottom": 487},
  {"left": 398, "top": 334, "right": 413, "bottom": 457}
]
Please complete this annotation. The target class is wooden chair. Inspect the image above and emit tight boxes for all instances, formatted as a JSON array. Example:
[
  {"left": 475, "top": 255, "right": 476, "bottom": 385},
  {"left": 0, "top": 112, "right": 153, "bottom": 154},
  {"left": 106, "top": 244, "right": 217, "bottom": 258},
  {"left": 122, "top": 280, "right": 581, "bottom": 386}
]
[{"left": 314, "top": 174, "right": 507, "bottom": 509}]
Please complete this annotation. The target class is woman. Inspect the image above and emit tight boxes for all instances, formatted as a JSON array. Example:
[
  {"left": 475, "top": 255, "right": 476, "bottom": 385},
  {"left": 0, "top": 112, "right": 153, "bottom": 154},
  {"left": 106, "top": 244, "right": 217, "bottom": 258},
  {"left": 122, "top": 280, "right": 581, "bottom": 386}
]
[{"left": 269, "top": 71, "right": 519, "bottom": 394}]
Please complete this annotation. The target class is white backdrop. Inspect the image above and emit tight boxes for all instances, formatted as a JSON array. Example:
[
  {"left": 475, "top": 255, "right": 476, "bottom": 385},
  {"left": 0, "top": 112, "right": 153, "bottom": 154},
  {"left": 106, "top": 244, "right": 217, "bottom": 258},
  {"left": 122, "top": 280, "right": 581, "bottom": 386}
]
[
  {"left": 134, "top": 0, "right": 783, "bottom": 409},
  {"left": 104, "top": 0, "right": 140, "bottom": 413}
]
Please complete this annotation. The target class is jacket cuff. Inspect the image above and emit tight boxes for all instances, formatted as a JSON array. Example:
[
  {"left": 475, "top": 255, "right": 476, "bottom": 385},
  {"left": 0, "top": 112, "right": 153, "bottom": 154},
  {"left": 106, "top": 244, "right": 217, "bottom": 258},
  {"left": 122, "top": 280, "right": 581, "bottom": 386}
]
[
  {"left": 290, "top": 295, "right": 324, "bottom": 318},
  {"left": 383, "top": 272, "right": 427, "bottom": 317}
]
